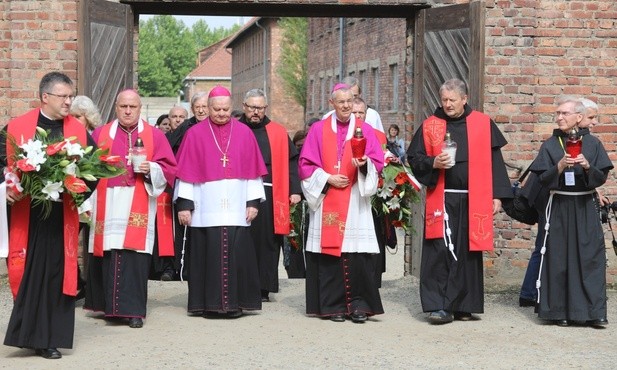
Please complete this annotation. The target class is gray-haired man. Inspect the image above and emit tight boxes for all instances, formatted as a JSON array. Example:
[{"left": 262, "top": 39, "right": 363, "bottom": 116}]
[{"left": 238, "top": 89, "right": 302, "bottom": 302}]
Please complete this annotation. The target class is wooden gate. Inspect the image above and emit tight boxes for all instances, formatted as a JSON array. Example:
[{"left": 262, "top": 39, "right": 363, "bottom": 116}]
[
  {"left": 413, "top": 1, "right": 485, "bottom": 120},
  {"left": 408, "top": 2, "right": 485, "bottom": 277},
  {"left": 77, "top": 0, "right": 134, "bottom": 123}
]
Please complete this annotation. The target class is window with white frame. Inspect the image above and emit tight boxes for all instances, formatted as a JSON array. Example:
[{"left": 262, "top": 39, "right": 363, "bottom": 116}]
[
  {"left": 359, "top": 70, "right": 367, "bottom": 98},
  {"left": 390, "top": 63, "right": 399, "bottom": 111},
  {"left": 319, "top": 77, "right": 325, "bottom": 111},
  {"left": 309, "top": 78, "right": 315, "bottom": 113},
  {"left": 372, "top": 67, "right": 379, "bottom": 110}
]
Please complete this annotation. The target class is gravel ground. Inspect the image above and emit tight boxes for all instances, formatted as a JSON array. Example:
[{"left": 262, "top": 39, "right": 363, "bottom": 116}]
[{"left": 1, "top": 247, "right": 616, "bottom": 369}]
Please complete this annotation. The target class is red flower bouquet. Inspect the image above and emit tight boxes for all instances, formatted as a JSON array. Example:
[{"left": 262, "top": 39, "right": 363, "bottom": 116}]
[
  {"left": 372, "top": 156, "right": 421, "bottom": 230},
  {"left": 5, "top": 127, "right": 126, "bottom": 218}
]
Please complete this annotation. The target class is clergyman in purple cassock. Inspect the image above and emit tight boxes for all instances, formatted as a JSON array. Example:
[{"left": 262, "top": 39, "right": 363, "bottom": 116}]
[{"left": 174, "top": 86, "right": 267, "bottom": 318}]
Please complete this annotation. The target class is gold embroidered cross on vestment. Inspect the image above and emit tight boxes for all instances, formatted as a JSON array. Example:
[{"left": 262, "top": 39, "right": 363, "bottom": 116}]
[{"left": 220, "top": 198, "right": 230, "bottom": 210}]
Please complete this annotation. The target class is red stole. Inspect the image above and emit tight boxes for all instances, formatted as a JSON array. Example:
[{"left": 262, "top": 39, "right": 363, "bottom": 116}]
[
  {"left": 320, "top": 121, "right": 357, "bottom": 257},
  {"left": 422, "top": 111, "right": 493, "bottom": 251},
  {"left": 265, "top": 122, "right": 290, "bottom": 235},
  {"left": 93, "top": 121, "right": 154, "bottom": 257},
  {"left": 156, "top": 192, "right": 174, "bottom": 256},
  {"left": 6, "top": 109, "right": 85, "bottom": 298}
]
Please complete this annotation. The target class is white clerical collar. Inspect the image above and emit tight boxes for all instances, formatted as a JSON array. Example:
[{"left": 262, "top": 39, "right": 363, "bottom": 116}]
[
  {"left": 330, "top": 113, "right": 357, "bottom": 141},
  {"left": 109, "top": 119, "right": 145, "bottom": 139}
]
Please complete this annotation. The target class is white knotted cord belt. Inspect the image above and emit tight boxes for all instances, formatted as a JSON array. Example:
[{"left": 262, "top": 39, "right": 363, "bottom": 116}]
[
  {"left": 536, "top": 189, "right": 595, "bottom": 304},
  {"left": 180, "top": 225, "right": 188, "bottom": 282},
  {"left": 442, "top": 189, "right": 469, "bottom": 261}
]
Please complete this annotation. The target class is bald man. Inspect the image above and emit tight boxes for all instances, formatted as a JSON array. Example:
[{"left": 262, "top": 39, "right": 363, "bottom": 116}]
[
  {"left": 85, "top": 89, "right": 177, "bottom": 329},
  {"left": 168, "top": 105, "right": 188, "bottom": 132}
]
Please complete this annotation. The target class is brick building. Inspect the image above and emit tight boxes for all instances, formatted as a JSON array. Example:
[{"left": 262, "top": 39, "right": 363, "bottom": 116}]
[
  {"left": 226, "top": 17, "right": 305, "bottom": 133},
  {"left": 182, "top": 37, "right": 232, "bottom": 102},
  {"left": 307, "top": 18, "right": 407, "bottom": 130},
  {"left": 1, "top": 0, "right": 616, "bottom": 288},
  {"left": 305, "top": 1, "right": 617, "bottom": 287}
]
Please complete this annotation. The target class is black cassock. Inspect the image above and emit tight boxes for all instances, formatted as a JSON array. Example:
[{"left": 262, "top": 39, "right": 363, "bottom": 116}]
[
  {"left": 4, "top": 201, "right": 75, "bottom": 350},
  {"left": 3, "top": 115, "right": 96, "bottom": 350},
  {"left": 407, "top": 105, "right": 512, "bottom": 314},
  {"left": 239, "top": 116, "right": 301, "bottom": 294},
  {"left": 305, "top": 252, "right": 384, "bottom": 317},
  {"left": 187, "top": 226, "right": 262, "bottom": 313},
  {"left": 85, "top": 250, "right": 151, "bottom": 318},
  {"left": 531, "top": 128, "right": 612, "bottom": 322}
]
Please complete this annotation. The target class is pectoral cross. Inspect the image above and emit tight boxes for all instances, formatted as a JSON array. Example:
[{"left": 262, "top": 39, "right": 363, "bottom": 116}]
[
  {"left": 220, "top": 154, "right": 229, "bottom": 168},
  {"left": 125, "top": 153, "right": 132, "bottom": 166},
  {"left": 334, "top": 160, "right": 341, "bottom": 174}
]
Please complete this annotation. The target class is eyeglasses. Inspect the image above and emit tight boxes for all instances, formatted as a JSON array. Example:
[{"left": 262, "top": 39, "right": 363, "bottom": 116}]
[
  {"left": 555, "top": 111, "right": 576, "bottom": 118},
  {"left": 46, "top": 92, "right": 75, "bottom": 101},
  {"left": 244, "top": 104, "right": 267, "bottom": 112}
]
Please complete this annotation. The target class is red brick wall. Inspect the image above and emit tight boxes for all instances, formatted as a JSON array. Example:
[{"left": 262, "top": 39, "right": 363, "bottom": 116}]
[
  {"left": 306, "top": 18, "right": 407, "bottom": 131},
  {"left": 230, "top": 18, "right": 305, "bottom": 134},
  {"left": 2, "top": 0, "right": 617, "bottom": 287},
  {"left": 402, "top": 0, "right": 617, "bottom": 287},
  {"left": 309, "top": 0, "right": 617, "bottom": 286},
  {"left": 1, "top": 0, "right": 78, "bottom": 124},
  {"left": 481, "top": 0, "right": 617, "bottom": 286},
  {"left": 268, "top": 19, "right": 306, "bottom": 133},
  {"left": 231, "top": 23, "right": 267, "bottom": 107}
]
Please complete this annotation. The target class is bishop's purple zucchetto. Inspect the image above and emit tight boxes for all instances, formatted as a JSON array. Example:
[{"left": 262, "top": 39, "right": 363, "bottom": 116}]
[{"left": 208, "top": 85, "right": 231, "bottom": 99}]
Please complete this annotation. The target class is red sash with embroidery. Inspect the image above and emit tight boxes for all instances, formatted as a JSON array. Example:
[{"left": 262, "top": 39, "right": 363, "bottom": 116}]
[
  {"left": 422, "top": 111, "right": 493, "bottom": 251},
  {"left": 156, "top": 192, "right": 174, "bottom": 256},
  {"left": 320, "top": 121, "right": 357, "bottom": 256},
  {"left": 265, "top": 122, "right": 290, "bottom": 235},
  {"left": 466, "top": 111, "right": 493, "bottom": 251},
  {"left": 6, "top": 109, "right": 85, "bottom": 298},
  {"left": 93, "top": 121, "right": 154, "bottom": 256},
  {"left": 422, "top": 117, "right": 447, "bottom": 239}
]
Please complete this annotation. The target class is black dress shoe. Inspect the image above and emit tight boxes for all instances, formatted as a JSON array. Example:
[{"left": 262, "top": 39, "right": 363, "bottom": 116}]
[
  {"left": 588, "top": 318, "right": 609, "bottom": 328},
  {"left": 202, "top": 311, "right": 221, "bottom": 318},
  {"left": 519, "top": 297, "right": 536, "bottom": 307},
  {"left": 454, "top": 312, "right": 475, "bottom": 321},
  {"left": 128, "top": 318, "right": 143, "bottom": 328},
  {"left": 555, "top": 319, "right": 569, "bottom": 327},
  {"left": 160, "top": 271, "right": 174, "bottom": 281},
  {"left": 350, "top": 311, "right": 368, "bottom": 323},
  {"left": 35, "top": 348, "right": 62, "bottom": 359},
  {"left": 427, "top": 310, "right": 454, "bottom": 325},
  {"left": 227, "top": 310, "right": 243, "bottom": 319},
  {"left": 261, "top": 290, "right": 270, "bottom": 302},
  {"left": 329, "top": 314, "right": 346, "bottom": 322}
]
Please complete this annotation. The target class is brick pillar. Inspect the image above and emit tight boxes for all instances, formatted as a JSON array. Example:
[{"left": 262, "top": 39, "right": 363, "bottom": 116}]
[{"left": 1, "top": 0, "right": 78, "bottom": 124}]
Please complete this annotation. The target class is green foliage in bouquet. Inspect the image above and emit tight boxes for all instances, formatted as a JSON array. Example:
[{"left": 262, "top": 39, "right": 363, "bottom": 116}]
[
  {"left": 288, "top": 201, "right": 308, "bottom": 251},
  {"left": 372, "top": 158, "right": 420, "bottom": 230},
  {"left": 5, "top": 127, "right": 126, "bottom": 218}
]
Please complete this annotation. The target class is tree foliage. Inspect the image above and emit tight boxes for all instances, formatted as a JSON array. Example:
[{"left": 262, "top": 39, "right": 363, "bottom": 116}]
[
  {"left": 277, "top": 18, "right": 308, "bottom": 112},
  {"left": 192, "top": 20, "right": 242, "bottom": 51},
  {"left": 138, "top": 16, "right": 240, "bottom": 97}
]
